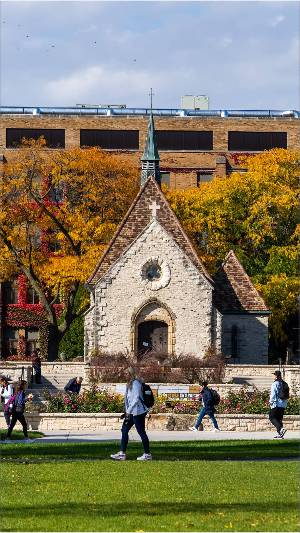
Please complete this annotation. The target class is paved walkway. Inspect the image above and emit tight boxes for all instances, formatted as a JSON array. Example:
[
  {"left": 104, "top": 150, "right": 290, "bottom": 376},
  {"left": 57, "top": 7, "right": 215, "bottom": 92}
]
[{"left": 33, "top": 429, "right": 300, "bottom": 443}]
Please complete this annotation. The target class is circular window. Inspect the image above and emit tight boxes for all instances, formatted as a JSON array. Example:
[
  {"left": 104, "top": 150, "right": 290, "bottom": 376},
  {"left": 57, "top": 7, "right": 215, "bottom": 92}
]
[
  {"left": 145, "top": 262, "right": 161, "bottom": 281},
  {"left": 141, "top": 258, "right": 171, "bottom": 291}
]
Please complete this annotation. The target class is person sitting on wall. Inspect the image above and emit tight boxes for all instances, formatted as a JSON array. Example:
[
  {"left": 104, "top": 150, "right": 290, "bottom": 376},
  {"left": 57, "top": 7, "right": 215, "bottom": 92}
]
[{"left": 64, "top": 377, "right": 83, "bottom": 395}]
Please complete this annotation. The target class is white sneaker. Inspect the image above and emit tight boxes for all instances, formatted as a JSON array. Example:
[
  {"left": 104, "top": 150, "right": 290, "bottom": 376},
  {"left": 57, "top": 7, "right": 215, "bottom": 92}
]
[
  {"left": 189, "top": 427, "right": 198, "bottom": 432},
  {"left": 280, "top": 428, "right": 287, "bottom": 437},
  {"left": 137, "top": 453, "right": 152, "bottom": 461},
  {"left": 213, "top": 428, "right": 221, "bottom": 432},
  {"left": 110, "top": 451, "right": 126, "bottom": 461}
]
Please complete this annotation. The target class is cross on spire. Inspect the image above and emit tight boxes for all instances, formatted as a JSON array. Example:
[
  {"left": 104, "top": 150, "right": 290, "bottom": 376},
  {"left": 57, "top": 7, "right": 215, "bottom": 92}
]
[
  {"left": 149, "top": 88, "right": 154, "bottom": 111},
  {"left": 149, "top": 200, "right": 160, "bottom": 219}
]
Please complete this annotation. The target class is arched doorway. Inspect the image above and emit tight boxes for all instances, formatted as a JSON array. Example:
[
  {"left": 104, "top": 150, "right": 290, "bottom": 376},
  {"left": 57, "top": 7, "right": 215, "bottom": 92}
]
[
  {"left": 131, "top": 300, "right": 176, "bottom": 356},
  {"left": 137, "top": 320, "right": 168, "bottom": 356}
]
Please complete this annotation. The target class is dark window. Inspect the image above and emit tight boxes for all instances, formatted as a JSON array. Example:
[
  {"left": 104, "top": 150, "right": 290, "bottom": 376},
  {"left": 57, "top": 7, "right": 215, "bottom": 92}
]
[
  {"left": 6, "top": 128, "right": 65, "bottom": 148},
  {"left": 197, "top": 171, "right": 213, "bottom": 187},
  {"left": 231, "top": 325, "right": 238, "bottom": 358},
  {"left": 160, "top": 172, "right": 170, "bottom": 187},
  {"left": 80, "top": 130, "right": 139, "bottom": 149},
  {"left": 156, "top": 131, "right": 213, "bottom": 151},
  {"left": 3, "top": 327, "right": 19, "bottom": 355},
  {"left": 25, "top": 328, "right": 40, "bottom": 355},
  {"left": 27, "top": 287, "right": 40, "bottom": 304},
  {"left": 2, "top": 281, "right": 18, "bottom": 304},
  {"left": 228, "top": 131, "right": 287, "bottom": 151}
]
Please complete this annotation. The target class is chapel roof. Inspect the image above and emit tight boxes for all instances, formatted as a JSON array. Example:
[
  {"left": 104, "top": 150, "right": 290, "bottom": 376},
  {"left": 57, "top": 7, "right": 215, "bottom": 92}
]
[
  {"left": 212, "top": 250, "right": 269, "bottom": 312},
  {"left": 87, "top": 176, "right": 212, "bottom": 285}
]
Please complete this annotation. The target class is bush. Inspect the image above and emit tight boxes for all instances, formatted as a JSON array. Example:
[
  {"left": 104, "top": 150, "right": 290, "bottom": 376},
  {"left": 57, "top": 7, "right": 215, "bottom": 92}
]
[
  {"left": 43, "top": 387, "right": 300, "bottom": 415},
  {"left": 88, "top": 349, "right": 225, "bottom": 384},
  {"left": 44, "top": 387, "right": 124, "bottom": 413}
]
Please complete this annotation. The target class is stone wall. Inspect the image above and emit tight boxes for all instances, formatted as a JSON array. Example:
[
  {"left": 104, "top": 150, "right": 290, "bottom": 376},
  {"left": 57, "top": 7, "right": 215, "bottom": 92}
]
[
  {"left": 1, "top": 412, "right": 298, "bottom": 433},
  {"left": 85, "top": 219, "right": 213, "bottom": 357},
  {"left": 220, "top": 314, "right": 268, "bottom": 364},
  {"left": 1, "top": 115, "right": 299, "bottom": 188}
]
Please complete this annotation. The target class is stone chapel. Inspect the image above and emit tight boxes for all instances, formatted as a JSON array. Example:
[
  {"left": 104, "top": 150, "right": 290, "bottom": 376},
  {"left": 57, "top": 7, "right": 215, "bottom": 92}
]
[{"left": 84, "top": 115, "right": 269, "bottom": 364}]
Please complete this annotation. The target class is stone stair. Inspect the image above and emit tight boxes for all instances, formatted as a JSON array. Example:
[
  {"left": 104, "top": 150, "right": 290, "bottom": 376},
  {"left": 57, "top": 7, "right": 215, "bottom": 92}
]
[{"left": 231, "top": 375, "right": 274, "bottom": 391}]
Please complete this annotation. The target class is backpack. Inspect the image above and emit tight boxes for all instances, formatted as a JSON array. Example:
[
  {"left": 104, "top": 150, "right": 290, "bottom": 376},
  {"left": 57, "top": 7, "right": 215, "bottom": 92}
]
[
  {"left": 279, "top": 380, "right": 290, "bottom": 400},
  {"left": 209, "top": 388, "right": 221, "bottom": 406},
  {"left": 140, "top": 383, "right": 155, "bottom": 409}
]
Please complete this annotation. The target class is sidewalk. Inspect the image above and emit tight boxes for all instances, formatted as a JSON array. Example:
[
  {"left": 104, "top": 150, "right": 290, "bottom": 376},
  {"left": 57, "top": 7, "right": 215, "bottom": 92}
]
[{"left": 33, "top": 429, "right": 300, "bottom": 443}]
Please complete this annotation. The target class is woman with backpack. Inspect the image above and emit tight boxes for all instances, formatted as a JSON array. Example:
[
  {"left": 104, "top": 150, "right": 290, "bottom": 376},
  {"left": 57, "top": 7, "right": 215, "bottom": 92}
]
[
  {"left": 189, "top": 381, "right": 221, "bottom": 432},
  {"left": 110, "top": 367, "right": 152, "bottom": 461},
  {"left": 4, "top": 382, "right": 33, "bottom": 442}
]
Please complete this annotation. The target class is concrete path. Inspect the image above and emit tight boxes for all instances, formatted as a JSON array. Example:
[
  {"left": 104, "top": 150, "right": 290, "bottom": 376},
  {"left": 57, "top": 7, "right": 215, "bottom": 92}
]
[{"left": 32, "top": 429, "right": 300, "bottom": 443}]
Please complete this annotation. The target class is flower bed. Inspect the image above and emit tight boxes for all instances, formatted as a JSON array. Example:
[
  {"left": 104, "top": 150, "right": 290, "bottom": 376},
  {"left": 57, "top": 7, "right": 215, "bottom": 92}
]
[{"left": 44, "top": 388, "right": 300, "bottom": 415}]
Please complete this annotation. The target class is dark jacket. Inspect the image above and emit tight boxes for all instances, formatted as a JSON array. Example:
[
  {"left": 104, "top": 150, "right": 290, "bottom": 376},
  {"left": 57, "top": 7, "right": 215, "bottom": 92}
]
[
  {"left": 201, "top": 387, "right": 215, "bottom": 412},
  {"left": 64, "top": 378, "right": 81, "bottom": 394}
]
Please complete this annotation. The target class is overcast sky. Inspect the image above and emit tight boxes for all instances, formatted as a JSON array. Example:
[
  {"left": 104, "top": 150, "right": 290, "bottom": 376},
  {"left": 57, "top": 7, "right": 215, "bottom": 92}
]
[{"left": 1, "top": 1, "right": 299, "bottom": 110}]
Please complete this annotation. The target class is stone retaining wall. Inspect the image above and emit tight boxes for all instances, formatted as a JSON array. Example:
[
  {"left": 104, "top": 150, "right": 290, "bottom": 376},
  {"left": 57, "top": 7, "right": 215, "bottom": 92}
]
[{"left": 1, "top": 412, "right": 298, "bottom": 433}]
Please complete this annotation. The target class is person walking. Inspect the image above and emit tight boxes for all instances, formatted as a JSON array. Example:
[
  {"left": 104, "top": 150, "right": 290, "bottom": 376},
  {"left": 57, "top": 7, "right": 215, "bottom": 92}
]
[
  {"left": 189, "top": 381, "right": 221, "bottom": 432},
  {"left": 5, "top": 382, "right": 33, "bottom": 442},
  {"left": 64, "top": 377, "right": 83, "bottom": 394},
  {"left": 269, "top": 370, "right": 289, "bottom": 438},
  {"left": 110, "top": 367, "right": 152, "bottom": 461},
  {"left": 0, "top": 377, "right": 14, "bottom": 427}
]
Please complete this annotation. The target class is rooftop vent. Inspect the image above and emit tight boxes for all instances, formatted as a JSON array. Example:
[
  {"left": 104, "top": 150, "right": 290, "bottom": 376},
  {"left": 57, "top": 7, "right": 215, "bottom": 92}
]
[{"left": 180, "top": 95, "right": 209, "bottom": 110}]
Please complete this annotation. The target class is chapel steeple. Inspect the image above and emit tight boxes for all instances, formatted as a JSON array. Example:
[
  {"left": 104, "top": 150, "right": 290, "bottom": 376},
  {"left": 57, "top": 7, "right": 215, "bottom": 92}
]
[{"left": 140, "top": 112, "right": 161, "bottom": 187}]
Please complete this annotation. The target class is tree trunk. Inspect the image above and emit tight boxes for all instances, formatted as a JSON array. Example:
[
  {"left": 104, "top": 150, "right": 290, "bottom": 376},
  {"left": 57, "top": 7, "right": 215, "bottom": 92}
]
[{"left": 47, "top": 325, "right": 63, "bottom": 361}]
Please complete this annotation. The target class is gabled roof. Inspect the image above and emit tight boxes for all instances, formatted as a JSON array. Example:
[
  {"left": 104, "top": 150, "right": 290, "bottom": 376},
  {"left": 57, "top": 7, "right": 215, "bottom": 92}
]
[
  {"left": 213, "top": 250, "right": 268, "bottom": 312},
  {"left": 87, "top": 177, "right": 212, "bottom": 285}
]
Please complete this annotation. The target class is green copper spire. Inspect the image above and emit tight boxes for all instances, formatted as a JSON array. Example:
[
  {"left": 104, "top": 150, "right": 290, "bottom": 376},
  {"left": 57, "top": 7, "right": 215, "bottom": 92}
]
[{"left": 141, "top": 113, "right": 161, "bottom": 187}]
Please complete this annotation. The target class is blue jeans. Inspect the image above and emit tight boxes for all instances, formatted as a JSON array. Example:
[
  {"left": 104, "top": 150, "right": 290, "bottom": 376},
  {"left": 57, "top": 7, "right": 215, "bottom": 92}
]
[
  {"left": 195, "top": 407, "right": 219, "bottom": 430},
  {"left": 121, "top": 412, "right": 150, "bottom": 454}
]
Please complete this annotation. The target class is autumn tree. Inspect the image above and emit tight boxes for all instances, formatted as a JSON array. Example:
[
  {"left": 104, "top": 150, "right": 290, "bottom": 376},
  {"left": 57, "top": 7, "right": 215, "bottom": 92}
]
[
  {"left": 0, "top": 140, "right": 139, "bottom": 359},
  {"left": 166, "top": 149, "right": 299, "bottom": 355}
]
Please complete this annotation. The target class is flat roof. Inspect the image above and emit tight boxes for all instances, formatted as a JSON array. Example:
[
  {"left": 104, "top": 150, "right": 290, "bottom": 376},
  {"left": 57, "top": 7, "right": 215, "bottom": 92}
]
[{"left": 0, "top": 106, "right": 299, "bottom": 118}]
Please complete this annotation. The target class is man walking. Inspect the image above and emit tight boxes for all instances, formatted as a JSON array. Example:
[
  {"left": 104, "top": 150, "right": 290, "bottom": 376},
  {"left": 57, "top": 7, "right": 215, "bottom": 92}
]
[
  {"left": 269, "top": 370, "right": 289, "bottom": 438},
  {"left": 189, "top": 381, "right": 221, "bottom": 432}
]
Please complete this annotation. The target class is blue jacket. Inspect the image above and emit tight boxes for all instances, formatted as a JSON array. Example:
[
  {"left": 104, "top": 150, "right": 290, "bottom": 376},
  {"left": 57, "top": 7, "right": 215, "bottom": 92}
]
[
  {"left": 270, "top": 380, "right": 288, "bottom": 409},
  {"left": 201, "top": 387, "right": 215, "bottom": 412}
]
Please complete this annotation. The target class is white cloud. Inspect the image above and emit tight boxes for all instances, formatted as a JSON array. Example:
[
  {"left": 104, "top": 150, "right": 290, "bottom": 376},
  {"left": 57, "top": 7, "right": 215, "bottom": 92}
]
[
  {"left": 269, "top": 15, "right": 285, "bottom": 27},
  {"left": 220, "top": 36, "right": 233, "bottom": 48}
]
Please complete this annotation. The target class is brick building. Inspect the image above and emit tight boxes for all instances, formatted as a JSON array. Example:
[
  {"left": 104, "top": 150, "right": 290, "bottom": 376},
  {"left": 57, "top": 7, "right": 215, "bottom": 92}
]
[
  {"left": 1, "top": 106, "right": 299, "bottom": 188},
  {"left": 0, "top": 105, "right": 298, "bottom": 360}
]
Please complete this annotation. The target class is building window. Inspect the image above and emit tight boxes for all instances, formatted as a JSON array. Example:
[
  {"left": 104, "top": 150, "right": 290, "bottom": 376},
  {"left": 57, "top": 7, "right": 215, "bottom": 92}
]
[
  {"left": 6, "top": 129, "right": 65, "bottom": 148},
  {"left": 197, "top": 171, "right": 213, "bottom": 187},
  {"left": 156, "top": 131, "right": 213, "bottom": 151},
  {"left": 27, "top": 286, "right": 40, "bottom": 304},
  {"left": 231, "top": 325, "right": 238, "bottom": 358},
  {"left": 228, "top": 131, "right": 287, "bottom": 151},
  {"left": 160, "top": 172, "right": 170, "bottom": 187},
  {"left": 2, "top": 281, "right": 18, "bottom": 304},
  {"left": 80, "top": 130, "right": 139, "bottom": 149},
  {"left": 4, "top": 327, "right": 19, "bottom": 356},
  {"left": 25, "top": 328, "right": 40, "bottom": 355}
]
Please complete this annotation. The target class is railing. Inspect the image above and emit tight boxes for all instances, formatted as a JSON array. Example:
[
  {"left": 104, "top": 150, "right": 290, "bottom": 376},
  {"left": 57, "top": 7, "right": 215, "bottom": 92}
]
[{"left": 0, "top": 106, "right": 299, "bottom": 118}]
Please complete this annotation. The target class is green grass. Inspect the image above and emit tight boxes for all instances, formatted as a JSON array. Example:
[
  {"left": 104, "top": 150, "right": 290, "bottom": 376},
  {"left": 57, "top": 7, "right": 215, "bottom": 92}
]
[
  {"left": 1, "top": 457, "right": 299, "bottom": 532},
  {"left": 0, "top": 429, "right": 44, "bottom": 441},
  {"left": 0, "top": 438, "right": 299, "bottom": 462}
]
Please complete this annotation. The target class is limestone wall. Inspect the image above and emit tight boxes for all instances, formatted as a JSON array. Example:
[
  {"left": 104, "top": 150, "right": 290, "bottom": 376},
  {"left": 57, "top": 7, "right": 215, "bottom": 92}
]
[
  {"left": 1, "top": 412, "right": 298, "bottom": 432},
  {"left": 87, "top": 220, "right": 213, "bottom": 357}
]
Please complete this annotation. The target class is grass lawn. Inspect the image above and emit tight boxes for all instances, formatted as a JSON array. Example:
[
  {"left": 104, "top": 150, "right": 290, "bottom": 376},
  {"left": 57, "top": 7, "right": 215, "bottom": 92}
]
[
  {"left": 1, "top": 440, "right": 299, "bottom": 532},
  {"left": 0, "top": 429, "right": 44, "bottom": 440}
]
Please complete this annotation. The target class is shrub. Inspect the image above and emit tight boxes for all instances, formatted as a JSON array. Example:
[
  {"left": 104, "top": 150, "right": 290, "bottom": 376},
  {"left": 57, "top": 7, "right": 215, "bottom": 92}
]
[
  {"left": 88, "top": 349, "right": 225, "bottom": 384},
  {"left": 44, "top": 387, "right": 124, "bottom": 413}
]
